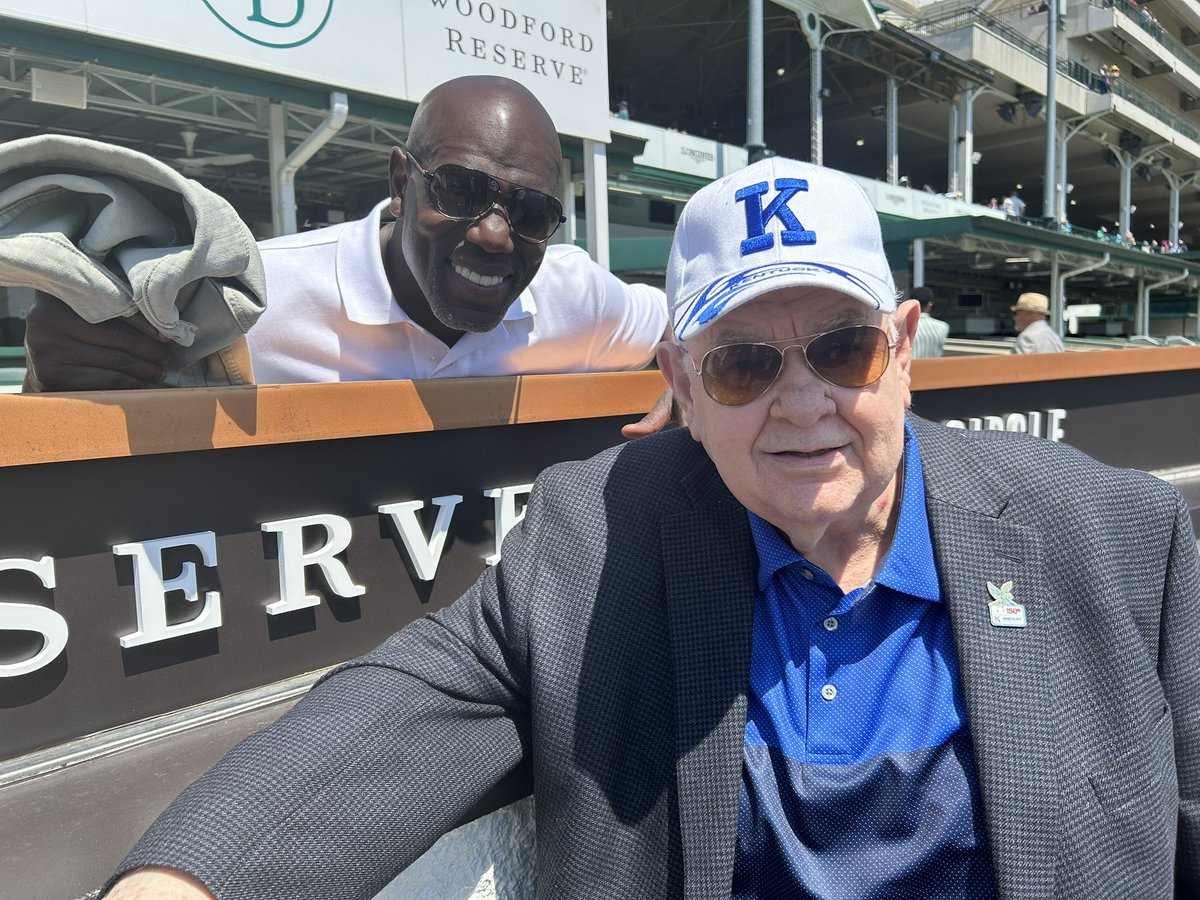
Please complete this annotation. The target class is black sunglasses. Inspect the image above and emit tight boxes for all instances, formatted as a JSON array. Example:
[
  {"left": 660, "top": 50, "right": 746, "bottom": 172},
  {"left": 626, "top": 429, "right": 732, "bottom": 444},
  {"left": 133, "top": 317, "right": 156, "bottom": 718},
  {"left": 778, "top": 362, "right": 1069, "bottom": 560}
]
[
  {"left": 685, "top": 324, "right": 895, "bottom": 406},
  {"left": 407, "top": 152, "right": 565, "bottom": 243}
]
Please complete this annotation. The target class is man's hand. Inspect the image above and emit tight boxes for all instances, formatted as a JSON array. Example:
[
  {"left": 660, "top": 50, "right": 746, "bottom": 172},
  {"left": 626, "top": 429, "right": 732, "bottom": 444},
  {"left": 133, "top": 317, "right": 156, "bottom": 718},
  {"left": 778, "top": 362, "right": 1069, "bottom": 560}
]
[
  {"left": 24, "top": 291, "right": 171, "bottom": 391},
  {"left": 621, "top": 387, "right": 677, "bottom": 439},
  {"left": 103, "top": 867, "right": 214, "bottom": 899}
]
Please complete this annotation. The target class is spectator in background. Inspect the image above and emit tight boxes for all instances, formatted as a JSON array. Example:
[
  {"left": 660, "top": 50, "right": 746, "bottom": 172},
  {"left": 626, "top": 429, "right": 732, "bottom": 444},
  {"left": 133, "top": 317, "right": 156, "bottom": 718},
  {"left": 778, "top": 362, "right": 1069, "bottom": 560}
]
[
  {"left": 1002, "top": 188, "right": 1025, "bottom": 218},
  {"left": 615, "top": 100, "right": 631, "bottom": 120},
  {"left": 1011, "top": 292, "right": 1064, "bottom": 354},
  {"left": 910, "top": 286, "right": 950, "bottom": 358}
]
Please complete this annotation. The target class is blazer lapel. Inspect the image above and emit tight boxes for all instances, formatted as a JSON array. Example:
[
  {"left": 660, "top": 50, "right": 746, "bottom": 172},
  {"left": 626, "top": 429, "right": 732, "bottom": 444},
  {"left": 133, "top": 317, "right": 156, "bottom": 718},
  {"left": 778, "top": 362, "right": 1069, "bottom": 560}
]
[
  {"left": 663, "top": 457, "right": 757, "bottom": 900},
  {"left": 918, "top": 421, "right": 1058, "bottom": 899}
]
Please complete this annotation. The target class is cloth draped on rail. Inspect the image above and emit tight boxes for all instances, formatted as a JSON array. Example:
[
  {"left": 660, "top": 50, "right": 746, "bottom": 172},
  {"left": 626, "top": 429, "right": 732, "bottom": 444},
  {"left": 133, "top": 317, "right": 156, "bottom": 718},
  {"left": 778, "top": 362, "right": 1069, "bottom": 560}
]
[{"left": 0, "top": 134, "right": 266, "bottom": 388}]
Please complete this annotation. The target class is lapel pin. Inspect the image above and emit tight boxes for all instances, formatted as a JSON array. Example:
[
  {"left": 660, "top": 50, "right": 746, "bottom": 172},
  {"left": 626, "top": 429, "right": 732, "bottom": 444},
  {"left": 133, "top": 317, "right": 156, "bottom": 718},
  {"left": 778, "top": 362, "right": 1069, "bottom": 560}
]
[{"left": 986, "top": 580, "right": 1027, "bottom": 628}]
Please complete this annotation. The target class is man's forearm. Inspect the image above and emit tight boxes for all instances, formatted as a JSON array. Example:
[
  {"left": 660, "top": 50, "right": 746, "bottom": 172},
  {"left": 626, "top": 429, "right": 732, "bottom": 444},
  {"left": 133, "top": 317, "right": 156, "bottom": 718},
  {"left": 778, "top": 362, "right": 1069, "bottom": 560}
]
[{"left": 105, "top": 868, "right": 214, "bottom": 899}]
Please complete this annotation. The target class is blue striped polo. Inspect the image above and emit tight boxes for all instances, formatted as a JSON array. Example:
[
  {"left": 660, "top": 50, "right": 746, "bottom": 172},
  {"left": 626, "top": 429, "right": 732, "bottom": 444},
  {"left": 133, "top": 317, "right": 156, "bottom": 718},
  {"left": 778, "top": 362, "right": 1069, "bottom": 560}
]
[{"left": 731, "top": 422, "right": 998, "bottom": 899}]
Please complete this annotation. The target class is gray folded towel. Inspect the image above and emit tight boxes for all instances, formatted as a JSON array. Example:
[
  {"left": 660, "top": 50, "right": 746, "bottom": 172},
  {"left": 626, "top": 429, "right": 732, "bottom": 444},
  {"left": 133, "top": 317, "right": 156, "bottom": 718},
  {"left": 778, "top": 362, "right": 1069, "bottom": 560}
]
[{"left": 0, "top": 134, "right": 266, "bottom": 386}]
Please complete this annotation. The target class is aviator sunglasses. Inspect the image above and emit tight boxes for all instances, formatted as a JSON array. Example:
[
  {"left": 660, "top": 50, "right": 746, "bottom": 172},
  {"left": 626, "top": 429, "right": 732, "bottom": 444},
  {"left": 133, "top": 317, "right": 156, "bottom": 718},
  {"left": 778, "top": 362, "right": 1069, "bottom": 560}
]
[
  {"left": 407, "top": 151, "right": 566, "bottom": 243},
  {"left": 685, "top": 324, "right": 896, "bottom": 406}
]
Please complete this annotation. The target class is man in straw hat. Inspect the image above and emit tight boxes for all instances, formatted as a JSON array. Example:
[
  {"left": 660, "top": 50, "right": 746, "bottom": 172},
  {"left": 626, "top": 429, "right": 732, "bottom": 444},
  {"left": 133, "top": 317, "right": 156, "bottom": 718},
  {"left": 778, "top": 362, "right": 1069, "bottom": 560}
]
[
  {"left": 104, "top": 157, "right": 1198, "bottom": 899},
  {"left": 1011, "top": 291, "right": 1065, "bottom": 354}
]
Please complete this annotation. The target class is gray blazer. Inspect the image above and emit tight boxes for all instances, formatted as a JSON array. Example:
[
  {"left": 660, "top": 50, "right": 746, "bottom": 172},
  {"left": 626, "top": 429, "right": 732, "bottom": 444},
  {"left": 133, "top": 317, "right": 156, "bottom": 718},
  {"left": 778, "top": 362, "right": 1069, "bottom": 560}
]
[{"left": 116, "top": 416, "right": 1200, "bottom": 899}]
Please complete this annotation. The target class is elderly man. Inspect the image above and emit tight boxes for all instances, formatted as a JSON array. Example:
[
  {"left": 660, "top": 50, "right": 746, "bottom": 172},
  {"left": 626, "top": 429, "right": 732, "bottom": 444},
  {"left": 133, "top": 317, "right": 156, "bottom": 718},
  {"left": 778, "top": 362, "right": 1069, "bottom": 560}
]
[
  {"left": 1010, "top": 291, "right": 1064, "bottom": 354},
  {"left": 22, "top": 75, "right": 671, "bottom": 434},
  {"left": 104, "top": 158, "right": 1198, "bottom": 899}
]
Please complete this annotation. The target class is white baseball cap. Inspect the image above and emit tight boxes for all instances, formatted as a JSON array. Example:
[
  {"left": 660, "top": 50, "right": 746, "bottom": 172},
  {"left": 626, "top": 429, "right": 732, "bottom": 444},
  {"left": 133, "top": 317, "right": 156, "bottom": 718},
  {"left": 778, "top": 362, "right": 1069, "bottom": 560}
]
[{"left": 669, "top": 156, "right": 898, "bottom": 342}]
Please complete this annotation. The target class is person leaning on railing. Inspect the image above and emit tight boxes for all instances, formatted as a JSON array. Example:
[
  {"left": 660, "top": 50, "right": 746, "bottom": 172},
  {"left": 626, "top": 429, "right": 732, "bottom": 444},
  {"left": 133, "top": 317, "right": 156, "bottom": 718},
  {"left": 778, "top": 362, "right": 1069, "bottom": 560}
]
[{"left": 20, "top": 75, "right": 676, "bottom": 438}]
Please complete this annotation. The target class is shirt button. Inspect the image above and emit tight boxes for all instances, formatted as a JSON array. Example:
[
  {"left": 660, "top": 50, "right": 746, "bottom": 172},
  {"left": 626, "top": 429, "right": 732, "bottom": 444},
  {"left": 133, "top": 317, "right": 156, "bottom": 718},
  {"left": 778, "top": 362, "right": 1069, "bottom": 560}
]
[
  {"left": 801, "top": 568, "right": 814, "bottom": 580},
  {"left": 429, "top": 355, "right": 438, "bottom": 362},
  {"left": 823, "top": 616, "right": 838, "bottom": 632},
  {"left": 820, "top": 684, "right": 837, "bottom": 701}
]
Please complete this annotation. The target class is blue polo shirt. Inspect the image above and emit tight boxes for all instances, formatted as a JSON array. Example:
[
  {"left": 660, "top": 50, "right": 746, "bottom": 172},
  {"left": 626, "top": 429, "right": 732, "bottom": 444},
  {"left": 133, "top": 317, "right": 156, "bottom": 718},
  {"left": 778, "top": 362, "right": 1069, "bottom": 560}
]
[{"left": 732, "top": 423, "right": 997, "bottom": 899}]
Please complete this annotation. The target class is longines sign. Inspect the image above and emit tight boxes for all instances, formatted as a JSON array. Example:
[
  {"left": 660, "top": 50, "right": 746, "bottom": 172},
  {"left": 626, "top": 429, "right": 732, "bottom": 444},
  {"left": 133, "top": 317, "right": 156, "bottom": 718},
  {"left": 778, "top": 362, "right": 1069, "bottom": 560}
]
[{"left": 0, "top": 0, "right": 610, "bottom": 141}]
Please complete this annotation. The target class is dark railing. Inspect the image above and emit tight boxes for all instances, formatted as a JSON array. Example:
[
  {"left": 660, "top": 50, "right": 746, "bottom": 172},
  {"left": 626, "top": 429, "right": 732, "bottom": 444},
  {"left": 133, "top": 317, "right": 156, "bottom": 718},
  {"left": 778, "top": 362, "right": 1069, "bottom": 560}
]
[
  {"left": 906, "top": 7, "right": 1200, "bottom": 145},
  {"left": 1104, "top": 0, "right": 1200, "bottom": 81}
]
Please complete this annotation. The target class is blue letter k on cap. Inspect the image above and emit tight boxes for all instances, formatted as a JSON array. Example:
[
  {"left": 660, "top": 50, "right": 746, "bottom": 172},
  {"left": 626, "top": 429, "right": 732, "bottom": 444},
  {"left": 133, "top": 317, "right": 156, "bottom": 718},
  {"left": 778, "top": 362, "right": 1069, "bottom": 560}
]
[{"left": 735, "top": 178, "right": 817, "bottom": 256}]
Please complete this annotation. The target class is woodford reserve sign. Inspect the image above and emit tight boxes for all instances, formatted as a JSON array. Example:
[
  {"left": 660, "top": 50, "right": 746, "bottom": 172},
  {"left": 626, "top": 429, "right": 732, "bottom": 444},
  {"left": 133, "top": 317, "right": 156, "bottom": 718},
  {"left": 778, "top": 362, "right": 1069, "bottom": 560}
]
[
  {"left": 1, "top": 354, "right": 1199, "bottom": 766},
  {"left": 0, "top": 0, "right": 611, "bottom": 141}
]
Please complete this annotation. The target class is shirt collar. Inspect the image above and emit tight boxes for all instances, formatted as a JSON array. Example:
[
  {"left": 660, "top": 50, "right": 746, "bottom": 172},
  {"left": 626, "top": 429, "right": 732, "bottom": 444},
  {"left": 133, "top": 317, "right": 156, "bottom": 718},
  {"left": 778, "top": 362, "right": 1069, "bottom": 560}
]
[
  {"left": 749, "top": 419, "right": 941, "bottom": 603},
  {"left": 337, "top": 199, "right": 537, "bottom": 328}
]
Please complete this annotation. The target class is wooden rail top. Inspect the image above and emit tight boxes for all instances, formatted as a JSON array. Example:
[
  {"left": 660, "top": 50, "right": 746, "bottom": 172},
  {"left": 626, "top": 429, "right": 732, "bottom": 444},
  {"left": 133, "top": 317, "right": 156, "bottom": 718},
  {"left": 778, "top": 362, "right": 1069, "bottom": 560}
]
[{"left": 2, "top": 346, "right": 1197, "bottom": 468}]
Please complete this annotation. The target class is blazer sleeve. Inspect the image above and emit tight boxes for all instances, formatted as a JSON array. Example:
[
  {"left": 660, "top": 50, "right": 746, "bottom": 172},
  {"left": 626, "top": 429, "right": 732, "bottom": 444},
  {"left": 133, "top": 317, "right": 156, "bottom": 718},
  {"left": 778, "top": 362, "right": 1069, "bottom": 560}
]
[
  {"left": 108, "top": 471, "right": 557, "bottom": 899},
  {"left": 1164, "top": 494, "right": 1200, "bottom": 894}
]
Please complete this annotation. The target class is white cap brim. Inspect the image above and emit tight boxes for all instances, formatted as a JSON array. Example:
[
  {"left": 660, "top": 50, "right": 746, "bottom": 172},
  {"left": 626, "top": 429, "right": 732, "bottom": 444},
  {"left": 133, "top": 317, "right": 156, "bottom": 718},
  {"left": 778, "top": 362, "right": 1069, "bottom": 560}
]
[{"left": 673, "top": 260, "right": 897, "bottom": 342}]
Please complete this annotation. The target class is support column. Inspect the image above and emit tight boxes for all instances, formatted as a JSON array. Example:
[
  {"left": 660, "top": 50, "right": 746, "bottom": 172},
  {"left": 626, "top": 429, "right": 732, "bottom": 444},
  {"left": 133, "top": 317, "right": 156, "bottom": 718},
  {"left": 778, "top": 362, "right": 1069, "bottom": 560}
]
[
  {"left": 958, "top": 90, "right": 979, "bottom": 203},
  {"left": 747, "top": 0, "right": 765, "bottom": 161},
  {"left": 1169, "top": 181, "right": 1180, "bottom": 246},
  {"left": 886, "top": 76, "right": 899, "bottom": 185},
  {"left": 1042, "top": 0, "right": 1058, "bottom": 225},
  {"left": 582, "top": 139, "right": 609, "bottom": 268},
  {"left": 1049, "top": 253, "right": 1062, "bottom": 334},
  {"left": 269, "top": 92, "right": 348, "bottom": 237},
  {"left": 1161, "top": 171, "right": 1195, "bottom": 245},
  {"left": 947, "top": 103, "right": 960, "bottom": 196},
  {"left": 555, "top": 158, "right": 576, "bottom": 246},
  {"left": 1119, "top": 159, "right": 1133, "bottom": 237},
  {"left": 809, "top": 40, "right": 823, "bottom": 165},
  {"left": 912, "top": 238, "right": 925, "bottom": 287},
  {"left": 1136, "top": 278, "right": 1147, "bottom": 335},
  {"left": 268, "top": 103, "right": 287, "bottom": 238},
  {"left": 1057, "top": 125, "right": 1069, "bottom": 225}
]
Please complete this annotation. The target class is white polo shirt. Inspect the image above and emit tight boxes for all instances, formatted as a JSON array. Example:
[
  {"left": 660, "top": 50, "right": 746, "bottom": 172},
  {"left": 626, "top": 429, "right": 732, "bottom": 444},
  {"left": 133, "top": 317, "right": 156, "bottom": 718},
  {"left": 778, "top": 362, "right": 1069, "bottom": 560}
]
[{"left": 247, "top": 201, "right": 668, "bottom": 383}]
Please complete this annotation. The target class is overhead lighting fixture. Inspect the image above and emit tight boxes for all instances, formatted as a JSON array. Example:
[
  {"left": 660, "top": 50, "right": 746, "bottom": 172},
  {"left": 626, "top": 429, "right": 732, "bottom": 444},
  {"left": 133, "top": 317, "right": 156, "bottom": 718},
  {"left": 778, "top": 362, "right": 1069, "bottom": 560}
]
[
  {"left": 30, "top": 68, "right": 87, "bottom": 109},
  {"left": 776, "top": 67, "right": 786, "bottom": 76},
  {"left": 1005, "top": 257, "right": 1032, "bottom": 263},
  {"left": 1018, "top": 91, "right": 1044, "bottom": 118},
  {"left": 855, "top": 138, "right": 865, "bottom": 147}
]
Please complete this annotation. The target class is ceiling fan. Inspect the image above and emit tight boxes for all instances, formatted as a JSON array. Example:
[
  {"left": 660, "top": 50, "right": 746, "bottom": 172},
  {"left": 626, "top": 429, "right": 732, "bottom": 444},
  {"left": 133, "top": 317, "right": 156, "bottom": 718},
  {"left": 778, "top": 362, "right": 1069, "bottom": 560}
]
[{"left": 169, "top": 126, "right": 254, "bottom": 176}]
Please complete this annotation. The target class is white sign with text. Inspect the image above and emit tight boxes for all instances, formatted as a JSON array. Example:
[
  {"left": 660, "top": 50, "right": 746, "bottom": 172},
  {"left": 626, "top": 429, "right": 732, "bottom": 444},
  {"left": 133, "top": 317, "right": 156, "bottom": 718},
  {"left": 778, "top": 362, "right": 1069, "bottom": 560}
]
[{"left": 0, "top": 0, "right": 610, "bottom": 141}]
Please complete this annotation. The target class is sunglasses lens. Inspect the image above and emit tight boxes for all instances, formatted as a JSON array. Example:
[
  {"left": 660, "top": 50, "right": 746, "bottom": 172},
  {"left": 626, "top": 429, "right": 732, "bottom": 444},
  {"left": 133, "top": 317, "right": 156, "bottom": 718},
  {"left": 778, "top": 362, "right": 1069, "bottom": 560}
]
[
  {"left": 429, "top": 165, "right": 490, "bottom": 218},
  {"left": 806, "top": 326, "right": 890, "bottom": 388},
  {"left": 701, "top": 343, "right": 785, "bottom": 405},
  {"left": 508, "top": 188, "right": 563, "bottom": 242},
  {"left": 426, "top": 164, "right": 562, "bottom": 241},
  {"left": 699, "top": 326, "right": 891, "bottom": 405}
]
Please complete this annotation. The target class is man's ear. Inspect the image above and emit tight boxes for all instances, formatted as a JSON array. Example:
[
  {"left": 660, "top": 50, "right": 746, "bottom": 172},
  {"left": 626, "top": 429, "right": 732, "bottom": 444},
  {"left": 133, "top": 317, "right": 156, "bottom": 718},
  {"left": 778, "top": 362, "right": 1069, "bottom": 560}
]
[
  {"left": 388, "top": 147, "right": 408, "bottom": 218},
  {"left": 657, "top": 341, "right": 699, "bottom": 435},
  {"left": 892, "top": 298, "right": 921, "bottom": 405}
]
